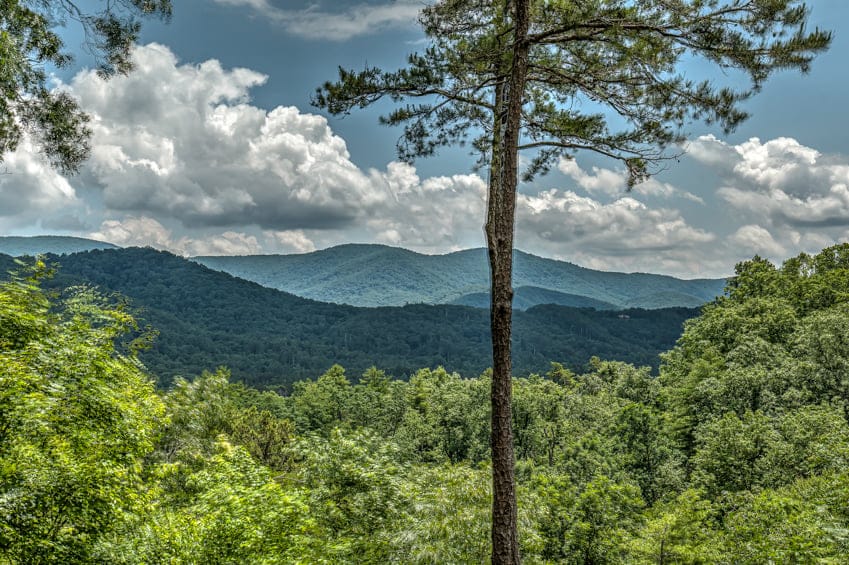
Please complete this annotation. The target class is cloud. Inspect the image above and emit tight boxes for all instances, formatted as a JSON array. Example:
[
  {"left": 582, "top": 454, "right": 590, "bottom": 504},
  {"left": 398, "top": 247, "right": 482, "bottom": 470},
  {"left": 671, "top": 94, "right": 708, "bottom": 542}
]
[
  {"left": 90, "top": 216, "right": 262, "bottom": 256},
  {"left": 264, "top": 229, "right": 316, "bottom": 253},
  {"left": 90, "top": 216, "right": 175, "bottom": 249},
  {"left": 729, "top": 225, "right": 786, "bottom": 258},
  {"left": 517, "top": 189, "right": 716, "bottom": 271},
  {"left": 364, "top": 163, "right": 487, "bottom": 252},
  {"left": 11, "top": 43, "right": 849, "bottom": 278},
  {"left": 213, "top": 0, "right": 421, "bottom": 40},
  {"left": 0, "top": 139, "right": 79, "bottom": 228},
  {"left": 689, "top": 135, "right": 849, "bottom": 229},
  {"left": 558, "top": 157, "right": 704, "bottom": 203},
  {"left": 66, "top": 44, "right": 394, "bottom": 231},
  {"left": 55, "top": 45, "right": 490, "bottom": 253},
  {"left": 718, "top": 185, "right": 849, "bottom": 228},
  {"left": 3, "top": 44, "right": 721, "bottom": 276}
]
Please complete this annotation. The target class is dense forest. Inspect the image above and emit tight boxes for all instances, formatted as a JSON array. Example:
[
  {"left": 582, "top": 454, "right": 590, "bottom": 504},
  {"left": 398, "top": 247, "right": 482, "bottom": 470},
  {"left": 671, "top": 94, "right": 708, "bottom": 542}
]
[
  {"left": 3, "top": 244, "right": 849, "bottom": 562},
  {"left": 0, "top": 249, "right": 696, "bottom": 388}
]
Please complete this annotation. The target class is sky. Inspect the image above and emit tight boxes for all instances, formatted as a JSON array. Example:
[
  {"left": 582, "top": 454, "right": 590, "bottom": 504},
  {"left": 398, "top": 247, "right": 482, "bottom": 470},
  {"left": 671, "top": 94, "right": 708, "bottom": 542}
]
[{"left": 2, "top": 0, "right": 848, "bottom": 278}]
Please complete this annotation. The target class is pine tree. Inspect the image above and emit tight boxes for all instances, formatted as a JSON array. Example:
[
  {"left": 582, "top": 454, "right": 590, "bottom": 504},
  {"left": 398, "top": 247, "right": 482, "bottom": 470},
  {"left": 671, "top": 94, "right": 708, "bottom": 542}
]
[{"left": 314, "top": 2, "right": 830, "bottom": 561}]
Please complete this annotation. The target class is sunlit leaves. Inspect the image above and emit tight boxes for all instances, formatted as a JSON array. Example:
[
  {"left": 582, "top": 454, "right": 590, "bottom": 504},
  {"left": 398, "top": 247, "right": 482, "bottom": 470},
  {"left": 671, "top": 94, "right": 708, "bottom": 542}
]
[{"left": 0, "top": 262, "right": 164, "bottom": 562}]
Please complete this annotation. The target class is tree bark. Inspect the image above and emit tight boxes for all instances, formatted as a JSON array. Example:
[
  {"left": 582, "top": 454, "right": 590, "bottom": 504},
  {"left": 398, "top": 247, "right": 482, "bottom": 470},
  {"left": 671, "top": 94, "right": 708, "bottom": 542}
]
[{"left": 486, "top": 0, "right": 530, "bottom": 563}]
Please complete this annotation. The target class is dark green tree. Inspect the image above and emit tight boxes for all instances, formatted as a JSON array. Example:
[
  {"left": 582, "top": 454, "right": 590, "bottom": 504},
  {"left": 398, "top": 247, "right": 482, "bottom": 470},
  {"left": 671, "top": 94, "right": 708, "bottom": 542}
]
[
  {"left": 315, "top": 2, "right": 829, "bottom": 561},
  {"left": 0, "top": 0, "right": 171, "bottom": 172}
]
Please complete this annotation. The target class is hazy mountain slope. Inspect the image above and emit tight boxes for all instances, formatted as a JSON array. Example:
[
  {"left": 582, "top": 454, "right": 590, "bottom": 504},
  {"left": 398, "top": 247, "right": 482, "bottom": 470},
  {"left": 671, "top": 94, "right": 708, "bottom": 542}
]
[
  {"left": 0, "top": 236, "right": 118, "bottom": 256},
  {"left": 451, "top": 286, "right": 619, "bottom": 310},
  {"left": 624, "top": 291, "right": 710, "bottom": 309},
  {"left": 193, "top": 244, "right": 726, "bottom": 309},
  {"left": 195, "top": 244, "right": 485, "bottom": 306},
  {"left": 2, "top": 249, "right": 697, "bottom": 389}
]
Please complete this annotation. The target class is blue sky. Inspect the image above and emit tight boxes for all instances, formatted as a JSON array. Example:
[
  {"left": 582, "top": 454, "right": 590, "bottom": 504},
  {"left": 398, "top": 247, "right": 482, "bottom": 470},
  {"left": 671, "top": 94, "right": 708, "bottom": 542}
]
[{"left": 2, "top": 0, "right": 848, "bottom": 277}]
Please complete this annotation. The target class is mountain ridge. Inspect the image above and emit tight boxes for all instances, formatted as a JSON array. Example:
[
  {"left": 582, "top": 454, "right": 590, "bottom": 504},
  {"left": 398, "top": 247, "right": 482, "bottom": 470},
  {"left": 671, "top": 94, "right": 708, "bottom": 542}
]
[
  {"left": 0, "top": 235, "right": 118, "bottom": 256},
  {"left": 0, "top": 236, "right": 727, "bottom": 310},
  {"left": 0, "top": 248, "right": 698, "bottom": 388},
  {"left": 193, "top": 244, "right": 726, "bottom": 309}
]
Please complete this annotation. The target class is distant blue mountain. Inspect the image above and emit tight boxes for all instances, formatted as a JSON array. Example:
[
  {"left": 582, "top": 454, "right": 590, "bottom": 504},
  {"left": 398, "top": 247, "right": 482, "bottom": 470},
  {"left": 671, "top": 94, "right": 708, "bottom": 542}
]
[
  {"left": 194, "top": 244, "right": 726, "bottom": 310},
  {"left": 0, "top": 236, "right": 118, "bottom": 256}
]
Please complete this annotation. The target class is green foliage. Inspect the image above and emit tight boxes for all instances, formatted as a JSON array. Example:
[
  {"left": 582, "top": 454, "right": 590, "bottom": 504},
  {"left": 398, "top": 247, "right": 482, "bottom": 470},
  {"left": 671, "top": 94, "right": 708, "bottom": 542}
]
[
  {"left": 691, "top": 410, "right": 779, "bottom": 497},
  {"left": 6, "top": 245, "right": 849, "bottom": 562},
  {"left": 292, "top": 364, "right": 353, "bottom": 433},
  {"left": 717, "top": 472, "right": 849, "bottom": 563},
  {"left": 532, "top": 473, "right": 643, "bottom": 563},
  {"left": 99, "top": 440, "right": 323, "bottom": 564},
  {"left": 662, "top": 245, "right": 849, "bottom": 448},
  {"left": 394, "top": 367, "right": 491, "bottom": 463},
  {"left": 395, "top": 464, "right": 493, "bottom": 564},
  {"left": 158, "top": 368, "right": 238, "bottom": 462},
  {"left": 627, "top": 489, "right": 721, "bottom": 564},
  {"left": 0, "top": 262, "right": 164, "bottom": 563},
  {"left": 287, "top": 429, "right": 408, "bottom": 562}
]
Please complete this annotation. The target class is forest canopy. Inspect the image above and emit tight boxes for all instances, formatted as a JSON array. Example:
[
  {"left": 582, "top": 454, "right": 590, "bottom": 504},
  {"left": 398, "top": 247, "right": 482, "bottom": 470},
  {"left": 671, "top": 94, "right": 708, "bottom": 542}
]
[{"left": 3, "top": 244, "right": 849, "bottom": 562}]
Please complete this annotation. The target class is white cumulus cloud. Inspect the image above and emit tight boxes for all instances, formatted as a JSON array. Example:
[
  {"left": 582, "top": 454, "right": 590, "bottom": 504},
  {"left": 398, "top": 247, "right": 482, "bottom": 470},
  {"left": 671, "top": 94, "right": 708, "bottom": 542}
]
[
  {"left": 558, "top": 157, "right": 703, "bottom": 203},
  {"left": 67, "top": 44, "right": 395, "bottom": 231},
  {"left": 511, "top": 189, "right": 720, "bottom": 275},
  {"left": 264, "top": 229, "right": 317, "bottom": 254},
  {"left": 690, "top": 135, "right": 849, "bottom": 228},
  {"left": 90, "top": 216, "right": 262, "bottom": 256},
  {"left": 729, "top": 225, "right": 786, "bottom": 258}
]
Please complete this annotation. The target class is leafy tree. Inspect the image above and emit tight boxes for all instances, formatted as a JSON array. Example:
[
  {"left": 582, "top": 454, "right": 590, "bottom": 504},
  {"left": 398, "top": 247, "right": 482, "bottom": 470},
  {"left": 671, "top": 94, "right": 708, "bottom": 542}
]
[
  {"left": 394, "top": 464, "right": 494, "bottom": 564},
  {"left": 0, "top": 0, "right": 172, "bottom": 172},
  {"left": 717, "top": 472, "right": 849, "bottom": 563},
  {"left": 614, "top": 402, "right": 683, "bottom": 504},
  {"left": 288, "top": 429, "right": 409, "bottom": 562},
  {"left": 533, "top": 473, "right": 643, "bottom": 563},
  {"left": 291, "top": 364, "right": 353, "bottom": 434},
  {"left": 157, "top": 367, "right": 238, "bottom": 464},
  {"left": 691, "top": 410, "right": 779, "bottom": 497},
  {"left": 348, "top": 366, "right": 408, "bottom": 438},
  {"left": 98, "top": 440, "right": 325, "bottom": 564},
  {"left": 661, "top": 245, "right": 849, "bottom": 454},
  {"left": 315, "top": 2, "right": 830, "bottom": 560},
  {"left": 0, "top": 262, "right": 164, "bottom": 562},
  {"left": 512, "top": 373, "right": 567, "bottom": 466},
  {"left": 393, "top": 367, "right": 490, "bottom": 463},
  {"left": 229, "top": 405, "right": 294, "bottom": 471},
  {"left": 627, "top": 489, "right": 721, "bottom": 564}
]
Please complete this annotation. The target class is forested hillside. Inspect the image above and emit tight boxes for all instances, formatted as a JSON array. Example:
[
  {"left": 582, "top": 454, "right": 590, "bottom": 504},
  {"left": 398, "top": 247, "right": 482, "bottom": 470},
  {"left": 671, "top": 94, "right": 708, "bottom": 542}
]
[
  {"left": 4, "top": 244, "right": 849, "bottom": 563},
  {"left": 451, "top": 286, "right": 619, "bottom": 310},
  {"left": 0, "top": 249, "right": 695, "bottom": 387},
  {"left": 193, "top": 244, "right": 725, "bottom": 309}
]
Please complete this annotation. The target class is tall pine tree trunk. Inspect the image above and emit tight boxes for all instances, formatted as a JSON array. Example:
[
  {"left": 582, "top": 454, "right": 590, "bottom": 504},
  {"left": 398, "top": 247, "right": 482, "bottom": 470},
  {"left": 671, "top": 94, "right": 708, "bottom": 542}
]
[{"left": 485, "top": 0, "right": 530, "bottom": 562}]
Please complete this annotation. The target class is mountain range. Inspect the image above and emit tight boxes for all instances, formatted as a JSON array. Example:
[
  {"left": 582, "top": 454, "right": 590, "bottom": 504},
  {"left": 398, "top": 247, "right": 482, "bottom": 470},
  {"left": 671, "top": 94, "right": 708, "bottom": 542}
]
[
  {"left": 193, "top": 244, "right": 727, "bottom": 310},
  {"left": 0, "top": 237, "right": 727, "bottom": 310},
  {"left": 0, "top": 247, "right": 698, "bottom": 389}
]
